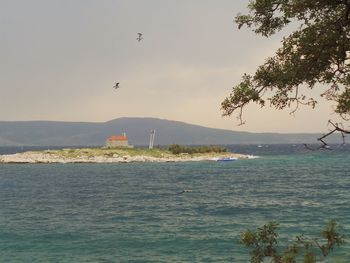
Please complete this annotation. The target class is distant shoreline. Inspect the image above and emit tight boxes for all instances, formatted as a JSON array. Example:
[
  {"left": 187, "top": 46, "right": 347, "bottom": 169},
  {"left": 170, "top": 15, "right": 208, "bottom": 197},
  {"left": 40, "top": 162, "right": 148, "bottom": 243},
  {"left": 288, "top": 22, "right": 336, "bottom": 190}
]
[{"left": 0, "top": 147, "right": 254, "bottom": 164}]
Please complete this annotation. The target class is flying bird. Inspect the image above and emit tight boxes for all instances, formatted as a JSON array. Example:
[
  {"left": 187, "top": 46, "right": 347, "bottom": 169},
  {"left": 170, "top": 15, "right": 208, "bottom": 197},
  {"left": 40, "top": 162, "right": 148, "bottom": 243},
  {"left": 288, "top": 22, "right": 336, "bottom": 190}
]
[
  {"left": 113, "top": 82, "right": 120, "bottom": 90},
  {"left": 136, "top": 32, "right": 143, "bottom": 42}
]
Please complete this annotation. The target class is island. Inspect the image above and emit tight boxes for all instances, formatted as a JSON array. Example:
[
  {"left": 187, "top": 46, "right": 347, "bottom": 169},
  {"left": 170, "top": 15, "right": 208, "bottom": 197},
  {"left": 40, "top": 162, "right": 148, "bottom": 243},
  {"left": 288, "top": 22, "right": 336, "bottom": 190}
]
[{"left": 0, "top": 146, "right": 254, "bottom": 164}]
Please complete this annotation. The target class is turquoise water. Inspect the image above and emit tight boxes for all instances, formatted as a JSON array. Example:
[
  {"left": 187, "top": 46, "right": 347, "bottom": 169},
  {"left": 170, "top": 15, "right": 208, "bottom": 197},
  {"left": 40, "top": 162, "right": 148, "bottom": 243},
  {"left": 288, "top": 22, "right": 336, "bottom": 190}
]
[{"left": 0, "top": 145, "right": 349, "bottom": 262}]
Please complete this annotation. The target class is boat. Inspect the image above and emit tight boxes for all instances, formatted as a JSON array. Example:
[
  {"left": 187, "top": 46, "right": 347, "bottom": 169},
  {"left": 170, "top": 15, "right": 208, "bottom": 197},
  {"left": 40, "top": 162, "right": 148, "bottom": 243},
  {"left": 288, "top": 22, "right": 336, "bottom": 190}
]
[{"left": 216, "top": 157, "right": 238, "bottom": 162}]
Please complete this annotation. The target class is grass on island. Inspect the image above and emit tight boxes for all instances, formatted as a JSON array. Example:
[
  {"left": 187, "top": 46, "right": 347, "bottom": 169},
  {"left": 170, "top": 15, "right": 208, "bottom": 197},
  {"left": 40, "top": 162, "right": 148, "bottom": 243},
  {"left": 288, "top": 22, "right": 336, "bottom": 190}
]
[
  {"left": 28, "top": 145, "right": 230, "bottom": 159},
  {"left": 34, "top": 147, "right": 172, "bottom": 159}
]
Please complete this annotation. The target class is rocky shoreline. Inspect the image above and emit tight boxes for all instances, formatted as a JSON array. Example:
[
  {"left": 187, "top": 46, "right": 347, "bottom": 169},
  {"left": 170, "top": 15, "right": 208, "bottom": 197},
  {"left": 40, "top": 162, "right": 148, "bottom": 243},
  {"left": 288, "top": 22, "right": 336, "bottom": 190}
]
[{"left": 0, "top": 151, "right": 253, "bottom": 164}]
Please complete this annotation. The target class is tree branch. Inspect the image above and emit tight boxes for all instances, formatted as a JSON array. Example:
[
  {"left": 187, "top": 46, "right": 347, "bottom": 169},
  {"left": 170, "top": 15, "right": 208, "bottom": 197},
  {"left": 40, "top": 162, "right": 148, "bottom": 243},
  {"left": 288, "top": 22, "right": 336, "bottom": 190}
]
[{"left": 304, "top": 120, "right": 349, "bottom": 150}]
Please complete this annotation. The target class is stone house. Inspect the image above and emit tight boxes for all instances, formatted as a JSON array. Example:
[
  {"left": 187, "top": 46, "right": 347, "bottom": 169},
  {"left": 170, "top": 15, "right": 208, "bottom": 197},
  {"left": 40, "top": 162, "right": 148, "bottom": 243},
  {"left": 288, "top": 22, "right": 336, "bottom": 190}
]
[{"left": 105, "top": 134, "right": 133, "bottom": 148}]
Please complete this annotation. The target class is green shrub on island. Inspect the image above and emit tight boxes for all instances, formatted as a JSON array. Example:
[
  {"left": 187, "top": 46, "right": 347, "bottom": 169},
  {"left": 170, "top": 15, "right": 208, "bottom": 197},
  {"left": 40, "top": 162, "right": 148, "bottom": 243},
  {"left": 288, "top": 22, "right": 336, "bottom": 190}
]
[
  {"left": 240, "top": 220, "right": 345, "bottom": 263},
  {"left": 168, "top": 144, "right": 227, "bottom": 155}
]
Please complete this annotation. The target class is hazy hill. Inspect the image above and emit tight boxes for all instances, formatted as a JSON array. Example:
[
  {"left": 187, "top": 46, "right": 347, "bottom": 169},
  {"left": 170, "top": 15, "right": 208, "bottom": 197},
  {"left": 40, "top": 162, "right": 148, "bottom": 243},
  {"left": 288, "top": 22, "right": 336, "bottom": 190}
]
[{"left": 0, "top": 117, "right": 343, "bottom": 146}]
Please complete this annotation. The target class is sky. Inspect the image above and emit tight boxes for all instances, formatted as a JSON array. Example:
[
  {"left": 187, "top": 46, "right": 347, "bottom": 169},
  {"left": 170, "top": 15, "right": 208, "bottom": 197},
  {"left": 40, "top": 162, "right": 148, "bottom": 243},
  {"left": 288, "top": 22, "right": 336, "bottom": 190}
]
[{"left": 0, "top": 0, "right": 343, "bottom": 133}]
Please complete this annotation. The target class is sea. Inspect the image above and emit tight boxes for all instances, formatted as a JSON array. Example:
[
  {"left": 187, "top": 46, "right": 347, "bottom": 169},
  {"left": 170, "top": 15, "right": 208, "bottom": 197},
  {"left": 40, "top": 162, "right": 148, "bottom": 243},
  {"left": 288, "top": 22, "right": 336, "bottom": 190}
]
[{"left": 0, "top": 144, "right": 349, "bottom": 262}]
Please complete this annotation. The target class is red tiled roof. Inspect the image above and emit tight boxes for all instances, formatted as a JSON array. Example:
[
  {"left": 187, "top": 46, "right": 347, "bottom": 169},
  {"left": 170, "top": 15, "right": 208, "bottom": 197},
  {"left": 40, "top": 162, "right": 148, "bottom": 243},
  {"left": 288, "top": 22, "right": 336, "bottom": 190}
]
[{"left": 107, "top": 135, "right": 128, "bottom": 141}]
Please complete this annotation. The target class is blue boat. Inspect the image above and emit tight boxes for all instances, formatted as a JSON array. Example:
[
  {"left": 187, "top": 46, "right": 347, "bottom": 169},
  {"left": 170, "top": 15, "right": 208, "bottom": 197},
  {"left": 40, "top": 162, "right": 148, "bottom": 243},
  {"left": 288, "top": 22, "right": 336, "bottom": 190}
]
[{"left": 216, "top": 157, "right": 238, "bottom": 162}]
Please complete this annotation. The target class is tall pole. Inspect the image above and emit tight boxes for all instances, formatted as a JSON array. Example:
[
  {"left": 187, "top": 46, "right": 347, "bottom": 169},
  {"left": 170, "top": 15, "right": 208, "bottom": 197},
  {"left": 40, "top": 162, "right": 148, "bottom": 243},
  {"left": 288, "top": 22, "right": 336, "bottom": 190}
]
[{"left": 149, "top": 129, "right": 156, "bottom": 149}]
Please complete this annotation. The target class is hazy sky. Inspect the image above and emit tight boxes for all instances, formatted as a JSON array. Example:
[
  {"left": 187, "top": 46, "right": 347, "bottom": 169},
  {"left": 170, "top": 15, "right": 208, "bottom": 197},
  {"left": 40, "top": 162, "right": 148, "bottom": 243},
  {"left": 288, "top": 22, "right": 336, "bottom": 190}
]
[{"left": 0, "top": 0, "right": 343, "bottom": 133}]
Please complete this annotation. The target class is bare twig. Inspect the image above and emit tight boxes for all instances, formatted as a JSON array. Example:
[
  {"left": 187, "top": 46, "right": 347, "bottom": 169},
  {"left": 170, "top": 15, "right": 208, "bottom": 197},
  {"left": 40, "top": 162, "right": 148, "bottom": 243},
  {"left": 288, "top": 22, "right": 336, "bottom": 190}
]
[{"left": 303, "top": 120, "right": 349, "bottom": 150}]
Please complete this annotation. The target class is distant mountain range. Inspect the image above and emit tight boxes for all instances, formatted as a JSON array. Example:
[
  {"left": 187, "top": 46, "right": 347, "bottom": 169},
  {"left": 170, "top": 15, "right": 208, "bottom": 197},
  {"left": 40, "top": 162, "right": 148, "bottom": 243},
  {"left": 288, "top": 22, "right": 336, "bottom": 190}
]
[{"left": 0, "top": 117, "right": 344, "bottom": 146}]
